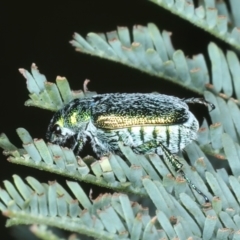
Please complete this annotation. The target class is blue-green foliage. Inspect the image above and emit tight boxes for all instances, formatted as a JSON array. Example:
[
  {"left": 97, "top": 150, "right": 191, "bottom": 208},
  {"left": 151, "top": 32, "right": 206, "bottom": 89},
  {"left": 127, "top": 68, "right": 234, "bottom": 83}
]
[{"left": 1, "top": 0, "right": 240, "bottom": 239}]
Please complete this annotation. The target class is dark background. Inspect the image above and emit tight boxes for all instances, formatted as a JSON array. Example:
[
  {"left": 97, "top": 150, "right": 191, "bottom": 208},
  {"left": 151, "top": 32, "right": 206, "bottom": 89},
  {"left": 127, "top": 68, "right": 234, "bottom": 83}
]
[{"left": 0, "top": 0, "right": 226, "bottom": 239}]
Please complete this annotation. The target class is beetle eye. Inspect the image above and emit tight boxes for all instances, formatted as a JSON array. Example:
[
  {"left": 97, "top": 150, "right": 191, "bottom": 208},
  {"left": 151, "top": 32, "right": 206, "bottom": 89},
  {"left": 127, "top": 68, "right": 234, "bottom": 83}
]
[{"left": 51, "top": 124, "right": 62, "bottom": 135}]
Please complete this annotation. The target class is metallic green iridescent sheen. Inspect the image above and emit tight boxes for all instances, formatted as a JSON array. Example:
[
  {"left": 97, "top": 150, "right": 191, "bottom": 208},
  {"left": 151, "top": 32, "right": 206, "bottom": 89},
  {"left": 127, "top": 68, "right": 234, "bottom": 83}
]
[{"left": 46, "top": 93, "right": 214, "bottom": 203}]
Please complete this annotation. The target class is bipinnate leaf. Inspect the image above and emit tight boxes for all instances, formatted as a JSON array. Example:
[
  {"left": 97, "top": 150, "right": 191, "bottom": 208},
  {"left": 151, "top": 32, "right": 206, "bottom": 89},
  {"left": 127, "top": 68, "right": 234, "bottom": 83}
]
[
  {"left": 70, "top": 23, "right": 211, "bottom": 94},
  {"left": 149, "top": 0, "right": 240, "bottom": 50}
]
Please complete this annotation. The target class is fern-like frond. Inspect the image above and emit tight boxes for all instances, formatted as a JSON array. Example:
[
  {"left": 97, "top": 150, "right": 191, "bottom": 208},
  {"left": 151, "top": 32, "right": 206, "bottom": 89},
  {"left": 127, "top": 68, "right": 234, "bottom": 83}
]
[
  {"left": 3, "top": 74, "right": 240, "bottom": 239},
  {"left": 19, "top": 63, "right": 96, "bottom": 111},
  {"left": 70, "top": 23, "right": 210, "bottom": 94},
  {"left": 1, "top": 176, "right": 128, "bottom": 239},
  {"left": 206, "top": 43, "right": 240, "bottom": 101},
  {"left": 2, "top": 152, "right": 240, "bottom": 240},
  {"left": 2, "top": 0, "right": 240, "bottom": 236},
  {"left": 149, "top": 0, "right": 240, "bottom": 50},
  {"left": 2, "top": 127, "right": 240, "bottom": 210},
  {"left": 18, "top": 63, "right": 240, "bottom": 164},
  {"left": 19, "top": 53, "right": 240, "bottom": 124},
  {"left": 29, "top": 225, "right": 68, "bottom": 240},
  {"left": 70, "top": 24, "right": 240, "bottom": 101},
  {"left": 1, "top": 175, "right": 202, "bottom": 239},
  {"left": 193, "top": 87, "right": 240, "bottom": 164},
  {"left": 0, "top": 128, "right": 210, "bottom": 203},
  {"left": 5, "top": 23, "right": 240, "bottom": 238},
  {"left": 203, "top": 90, "right": 240, "bottom": 144}
]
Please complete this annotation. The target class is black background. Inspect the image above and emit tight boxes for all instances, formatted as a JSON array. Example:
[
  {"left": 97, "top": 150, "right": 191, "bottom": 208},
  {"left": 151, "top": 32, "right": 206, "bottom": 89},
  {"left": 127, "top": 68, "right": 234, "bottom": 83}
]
[{"left": 0, "top": 0, "right": 226, "bottom": 239}]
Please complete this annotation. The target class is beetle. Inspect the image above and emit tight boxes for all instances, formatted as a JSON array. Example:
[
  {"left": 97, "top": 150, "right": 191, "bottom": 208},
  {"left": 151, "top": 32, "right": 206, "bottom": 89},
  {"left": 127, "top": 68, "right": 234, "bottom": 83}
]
[{"left": 46, "top": 93, "right": 214, "bottom": 203}]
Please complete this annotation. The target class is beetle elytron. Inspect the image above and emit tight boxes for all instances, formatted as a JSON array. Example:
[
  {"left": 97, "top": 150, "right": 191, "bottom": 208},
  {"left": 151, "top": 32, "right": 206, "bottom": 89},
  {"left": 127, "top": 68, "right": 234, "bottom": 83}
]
[{"left": 46, "top": 93, "right": 214, "bottom": 203}]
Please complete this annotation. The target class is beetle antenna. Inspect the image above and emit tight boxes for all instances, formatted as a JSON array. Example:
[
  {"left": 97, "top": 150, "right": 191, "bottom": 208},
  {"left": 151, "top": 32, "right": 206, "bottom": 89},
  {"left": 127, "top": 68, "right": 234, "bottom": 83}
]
[{"left": 183, "top": 98, "right": 215, "bottom": 112}]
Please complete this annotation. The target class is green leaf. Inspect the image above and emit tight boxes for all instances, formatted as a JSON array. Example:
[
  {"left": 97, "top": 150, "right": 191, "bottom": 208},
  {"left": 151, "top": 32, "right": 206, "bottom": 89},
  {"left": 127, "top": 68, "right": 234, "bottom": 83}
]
[
  {"left": 19, "top": 64, "right": 96, "bottom": 111},
  {"left": 70, "top": 24, "right": 212, "bottom": 94},
  {"left": 149, "top": 0, "right": 240, "bottom": 50},
  {"left": 4, "top": 2, "right": 240, "bottom": 238}
]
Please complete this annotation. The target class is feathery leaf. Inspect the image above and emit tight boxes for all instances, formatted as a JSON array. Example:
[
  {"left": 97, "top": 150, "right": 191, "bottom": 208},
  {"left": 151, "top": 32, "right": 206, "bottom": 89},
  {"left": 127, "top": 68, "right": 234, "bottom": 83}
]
[{"left": 149, "top": 0, "right": 240, "bottom": 50}]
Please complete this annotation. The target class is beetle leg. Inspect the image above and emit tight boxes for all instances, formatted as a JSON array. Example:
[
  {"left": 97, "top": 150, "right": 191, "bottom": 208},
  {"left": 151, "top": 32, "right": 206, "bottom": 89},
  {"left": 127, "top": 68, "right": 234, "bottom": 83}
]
[
  {"left": 132, "top": 140, "right": 159, "bottom": 154},
  {"left": 133, "top": 140, "right": 209, "bottom": 203},
  {"left": 73, "top": 131, "right": 86, "bottom": 152},
  {"left": 75, "top": 140, "right": 84, "bottom": 155},
  {"left": 183, "top": 98, "right": 215, "bottom": 112},
  {"left": 159, "top": 142, "right": 210, "bottom": 203}
]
